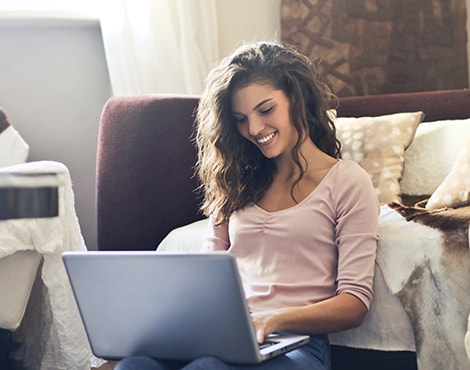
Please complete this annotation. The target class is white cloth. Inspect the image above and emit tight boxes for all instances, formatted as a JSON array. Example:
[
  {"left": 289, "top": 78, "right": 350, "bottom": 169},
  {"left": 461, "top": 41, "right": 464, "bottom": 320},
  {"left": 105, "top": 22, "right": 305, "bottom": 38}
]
[
  {"left": 100, "top": 0, "right": 218, "bottom": 95},
  {"left": 0, "top": 125, "right": 29, "bottom": 167},
  {"left": 0, "top": 161, "right": 95, "bottom": 370}
]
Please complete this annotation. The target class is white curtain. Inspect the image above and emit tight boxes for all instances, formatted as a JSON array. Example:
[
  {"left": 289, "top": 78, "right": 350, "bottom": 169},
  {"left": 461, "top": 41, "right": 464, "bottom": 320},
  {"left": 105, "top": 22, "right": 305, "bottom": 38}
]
[{"left": 99, "top": 0, "right": 219, "bottom": 96}]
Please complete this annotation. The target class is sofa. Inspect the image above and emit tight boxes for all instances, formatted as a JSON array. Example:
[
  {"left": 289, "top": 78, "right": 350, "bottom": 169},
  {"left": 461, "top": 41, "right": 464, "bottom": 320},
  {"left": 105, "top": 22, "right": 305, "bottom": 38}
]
[{"left": 96, "top": 89, "right": 470, "bottom": 369}]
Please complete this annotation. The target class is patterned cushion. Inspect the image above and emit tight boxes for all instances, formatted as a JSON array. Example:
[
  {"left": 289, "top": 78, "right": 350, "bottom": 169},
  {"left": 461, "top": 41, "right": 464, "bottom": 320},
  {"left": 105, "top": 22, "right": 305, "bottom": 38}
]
[{"left": 336, "top": 112, "right": 423, "bottom": 204}]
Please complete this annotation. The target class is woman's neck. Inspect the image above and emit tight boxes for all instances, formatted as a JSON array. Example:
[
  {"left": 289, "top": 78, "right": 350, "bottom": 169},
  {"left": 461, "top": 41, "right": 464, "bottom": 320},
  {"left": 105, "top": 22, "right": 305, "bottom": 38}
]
[{"left": 274, "top": 138, "right": 327, "bottom": 182}]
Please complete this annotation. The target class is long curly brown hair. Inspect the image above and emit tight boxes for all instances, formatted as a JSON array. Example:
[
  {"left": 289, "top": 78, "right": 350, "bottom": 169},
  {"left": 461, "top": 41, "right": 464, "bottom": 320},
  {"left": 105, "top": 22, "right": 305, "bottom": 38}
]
[{"left": 195, "top": 41, "right": 340, "bottom": 224}]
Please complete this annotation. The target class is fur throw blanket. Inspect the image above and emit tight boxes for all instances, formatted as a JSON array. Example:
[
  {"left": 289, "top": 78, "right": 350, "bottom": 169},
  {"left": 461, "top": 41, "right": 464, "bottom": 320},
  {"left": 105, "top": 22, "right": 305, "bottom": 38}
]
[{"left": 377, "top": 203, "right": 470, "bottom": 370}]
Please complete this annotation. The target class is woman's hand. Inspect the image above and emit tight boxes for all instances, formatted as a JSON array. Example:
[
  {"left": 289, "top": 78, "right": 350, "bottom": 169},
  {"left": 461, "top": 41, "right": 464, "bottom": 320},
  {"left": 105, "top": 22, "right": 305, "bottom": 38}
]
[{"left": 251, "top": 310, "right": 281, "bottom": 343}]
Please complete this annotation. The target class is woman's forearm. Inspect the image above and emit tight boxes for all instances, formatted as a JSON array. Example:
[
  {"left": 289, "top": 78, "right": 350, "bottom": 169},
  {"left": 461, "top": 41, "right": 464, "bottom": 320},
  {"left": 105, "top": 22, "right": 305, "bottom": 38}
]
[{"left": 251, "top": 292, "right": 368, "bottom": 343}]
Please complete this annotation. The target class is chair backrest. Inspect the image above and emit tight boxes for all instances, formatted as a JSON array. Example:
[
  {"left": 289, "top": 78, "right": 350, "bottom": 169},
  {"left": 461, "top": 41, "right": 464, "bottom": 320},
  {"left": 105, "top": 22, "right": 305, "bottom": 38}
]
[{"left": 97, "top": 94, "right": 202, "bottom": 250}]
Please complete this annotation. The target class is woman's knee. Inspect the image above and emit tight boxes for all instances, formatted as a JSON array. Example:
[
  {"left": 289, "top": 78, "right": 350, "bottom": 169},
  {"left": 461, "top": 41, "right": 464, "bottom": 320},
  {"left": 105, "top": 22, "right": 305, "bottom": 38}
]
[{"left": 182, "top": 356, "right": 231, "bottom": 370}]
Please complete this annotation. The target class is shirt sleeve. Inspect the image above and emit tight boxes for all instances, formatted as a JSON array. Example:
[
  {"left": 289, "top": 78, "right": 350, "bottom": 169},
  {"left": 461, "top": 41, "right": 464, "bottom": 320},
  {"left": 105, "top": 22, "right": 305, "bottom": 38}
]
[
  {"left": 334, "top": 161, "right": 380, "bottom": 309},
  {"left": 203, "top": 213, "right": 230, "bottom": 251}
]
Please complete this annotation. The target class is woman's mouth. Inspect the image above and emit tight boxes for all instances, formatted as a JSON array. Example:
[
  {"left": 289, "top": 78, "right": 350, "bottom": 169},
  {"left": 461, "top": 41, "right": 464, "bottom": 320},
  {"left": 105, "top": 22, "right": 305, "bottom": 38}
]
[{"left": 256, "top": 131, "right": 277, "bottom": 145}]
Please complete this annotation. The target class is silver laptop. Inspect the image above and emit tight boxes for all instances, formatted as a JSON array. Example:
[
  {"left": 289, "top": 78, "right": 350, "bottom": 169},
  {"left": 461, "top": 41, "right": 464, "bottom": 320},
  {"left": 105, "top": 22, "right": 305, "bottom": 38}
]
[{"left": 62, "top": 251, "right": 310, "bottom": 364}]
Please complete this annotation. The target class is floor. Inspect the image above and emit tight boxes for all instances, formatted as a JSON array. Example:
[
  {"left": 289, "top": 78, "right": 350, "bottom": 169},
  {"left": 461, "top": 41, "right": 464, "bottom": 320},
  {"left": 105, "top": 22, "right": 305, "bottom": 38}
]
[
  {"left": 94, "top": 361, "right": 118, "bottom": 370},
  {"left": 1, "top": 328, "right": 117, "bottom": 370}
]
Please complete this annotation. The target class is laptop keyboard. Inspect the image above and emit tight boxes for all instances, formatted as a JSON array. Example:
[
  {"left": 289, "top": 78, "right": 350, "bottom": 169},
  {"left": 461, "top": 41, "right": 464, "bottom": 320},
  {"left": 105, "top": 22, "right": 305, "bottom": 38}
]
[{"left": 259, "top": 340, "right": 279, "bottom": 350}]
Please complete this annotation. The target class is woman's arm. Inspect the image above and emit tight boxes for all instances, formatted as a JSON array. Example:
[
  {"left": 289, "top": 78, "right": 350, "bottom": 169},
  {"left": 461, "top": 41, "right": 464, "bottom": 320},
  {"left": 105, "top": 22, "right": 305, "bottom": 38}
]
[
  {"left": 251, "top": 292, "right": 367, "bottom": 343},
  {"left": 203, "top": 213, "right": 230, "bottom": 251}
]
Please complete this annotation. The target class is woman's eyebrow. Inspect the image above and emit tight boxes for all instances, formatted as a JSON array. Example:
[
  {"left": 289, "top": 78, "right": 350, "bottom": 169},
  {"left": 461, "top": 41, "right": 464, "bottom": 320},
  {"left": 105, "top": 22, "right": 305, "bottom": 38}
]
[
  {"left": 253, "top": 98, "right": 273, "bottom": 111},
  {"left": 232, "top": 98, "right": 273, "bottom": 115}
]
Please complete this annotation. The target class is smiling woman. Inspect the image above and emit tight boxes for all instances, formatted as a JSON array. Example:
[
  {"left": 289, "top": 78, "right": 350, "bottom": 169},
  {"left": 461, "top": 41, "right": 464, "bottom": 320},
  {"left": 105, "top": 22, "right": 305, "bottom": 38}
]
[{"left": 113, "top": 41, "right": 379, "bottom": 370}]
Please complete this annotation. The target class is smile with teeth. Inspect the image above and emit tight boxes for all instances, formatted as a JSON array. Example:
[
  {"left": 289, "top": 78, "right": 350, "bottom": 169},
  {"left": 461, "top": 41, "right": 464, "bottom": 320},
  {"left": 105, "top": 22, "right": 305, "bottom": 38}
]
[{"left": 256, "top": 131, "right": 277, "bottom": 144}]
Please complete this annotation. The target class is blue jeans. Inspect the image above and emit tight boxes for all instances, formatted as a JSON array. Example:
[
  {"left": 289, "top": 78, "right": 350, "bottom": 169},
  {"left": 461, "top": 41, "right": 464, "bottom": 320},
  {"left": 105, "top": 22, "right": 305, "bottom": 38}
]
[{"left": 114, "top": 335, "right": 331, "bottom": 370}]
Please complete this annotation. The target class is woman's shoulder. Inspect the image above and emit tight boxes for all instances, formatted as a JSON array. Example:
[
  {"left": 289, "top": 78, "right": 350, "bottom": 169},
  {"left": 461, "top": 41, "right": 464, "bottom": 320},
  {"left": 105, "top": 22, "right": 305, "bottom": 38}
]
[
  {"left": 336, "top": 159, "right": 368, "bottom": 174},
  {"left": 334, "top": 159, "right": 375, "bottom": 188}
]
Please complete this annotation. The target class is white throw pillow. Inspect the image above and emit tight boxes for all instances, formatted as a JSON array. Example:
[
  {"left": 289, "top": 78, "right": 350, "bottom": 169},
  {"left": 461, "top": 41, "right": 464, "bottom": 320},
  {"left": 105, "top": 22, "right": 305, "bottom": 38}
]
[
  {"left": 426, "top": 134, "right": 470, "bottom": 209},
  {"left": 157, "top": 218, "right": 209, "bottom": 252},
  {"left": 400, "top": 119, "right": 470, "bottom": 196}
]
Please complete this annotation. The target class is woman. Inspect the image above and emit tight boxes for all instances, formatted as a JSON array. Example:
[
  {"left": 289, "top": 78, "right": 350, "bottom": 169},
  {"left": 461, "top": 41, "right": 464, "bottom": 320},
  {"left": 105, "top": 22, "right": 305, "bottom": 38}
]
[{"left": 115, "top": 41, "right": 379, "bottom": 370}]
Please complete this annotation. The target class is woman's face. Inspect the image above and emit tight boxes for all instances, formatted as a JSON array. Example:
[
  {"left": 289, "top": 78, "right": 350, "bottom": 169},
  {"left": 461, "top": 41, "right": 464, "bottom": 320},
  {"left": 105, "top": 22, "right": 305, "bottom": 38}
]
[{"left": 231, "top": 82, "right": 298, "bottom": 160}]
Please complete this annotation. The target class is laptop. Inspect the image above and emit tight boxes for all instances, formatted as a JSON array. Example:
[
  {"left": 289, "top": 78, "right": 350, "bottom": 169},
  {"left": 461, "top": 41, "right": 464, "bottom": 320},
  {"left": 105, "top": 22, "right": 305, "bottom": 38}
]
[{"left": 62, "top": 251, "right": 310, "bottom": 364}]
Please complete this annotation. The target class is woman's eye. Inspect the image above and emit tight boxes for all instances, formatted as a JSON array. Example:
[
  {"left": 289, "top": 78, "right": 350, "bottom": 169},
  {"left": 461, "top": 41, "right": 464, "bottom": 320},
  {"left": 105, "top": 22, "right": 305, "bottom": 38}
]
[
  {"left": 234, "top": 116, "right": 246, "bottom": 124},
  {"left": 260, "top": 106, "right": 273, "bottom": 115}
]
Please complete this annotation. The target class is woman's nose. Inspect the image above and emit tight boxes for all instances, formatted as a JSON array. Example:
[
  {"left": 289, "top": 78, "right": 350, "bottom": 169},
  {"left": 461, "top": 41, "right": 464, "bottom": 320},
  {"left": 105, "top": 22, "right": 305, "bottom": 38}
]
[{"left": 248, "top": 116, "right": 265, "bottom": 137}]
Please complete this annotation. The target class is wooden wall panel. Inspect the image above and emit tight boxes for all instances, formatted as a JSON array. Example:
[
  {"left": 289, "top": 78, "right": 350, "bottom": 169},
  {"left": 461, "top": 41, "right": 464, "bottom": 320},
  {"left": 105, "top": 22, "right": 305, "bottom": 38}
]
[{"left": 281, "top": 0, "right": 469, "bottom": 96}]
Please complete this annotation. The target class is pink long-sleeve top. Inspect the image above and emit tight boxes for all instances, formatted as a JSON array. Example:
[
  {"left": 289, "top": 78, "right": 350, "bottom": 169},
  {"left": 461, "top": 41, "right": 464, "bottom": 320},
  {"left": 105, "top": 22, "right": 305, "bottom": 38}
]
[{"left": 204, "top": 160, "right": 380, "bottom": 312}]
